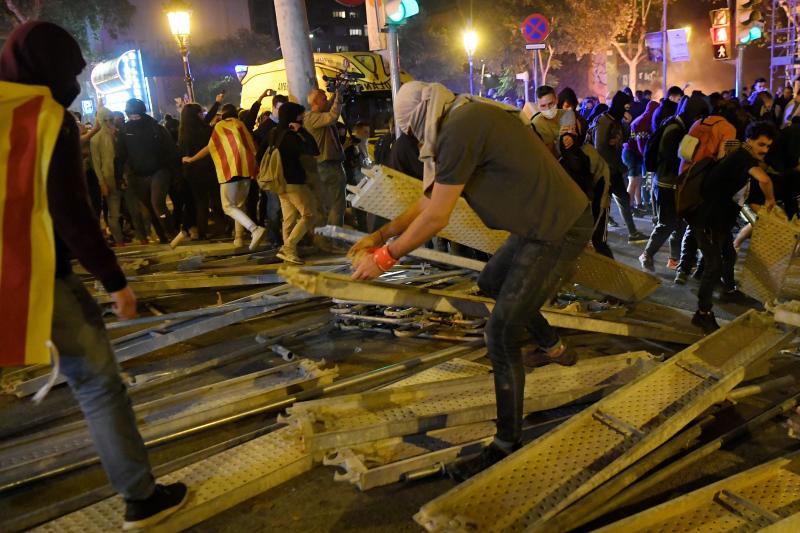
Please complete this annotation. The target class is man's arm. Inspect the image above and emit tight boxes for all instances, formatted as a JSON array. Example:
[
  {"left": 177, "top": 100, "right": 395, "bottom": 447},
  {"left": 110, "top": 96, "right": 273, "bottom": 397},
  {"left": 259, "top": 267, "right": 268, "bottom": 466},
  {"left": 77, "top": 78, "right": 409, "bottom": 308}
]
[
  {"left": 347, "top": 196, "right": 427, "bottom": 258},
  {"left": 183, "top": 145, "right": 211, "bottom": 164},
  {"left": 352, "top": 183, "right": 464, "bottom": 280},
  {"left": 750, "top": 166, "right": 776, "bottom": 209},
  {"left": 304, "top": 92, "right": 343, "bottom": 129}
]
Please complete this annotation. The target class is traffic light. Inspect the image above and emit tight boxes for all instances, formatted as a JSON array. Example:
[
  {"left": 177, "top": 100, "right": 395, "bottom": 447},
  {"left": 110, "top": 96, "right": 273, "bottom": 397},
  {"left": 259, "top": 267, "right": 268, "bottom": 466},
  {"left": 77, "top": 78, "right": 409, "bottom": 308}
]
[
  {"left": 736, "top": 0, "right": 765, "bottom": 45},
  {"left": 709, "top": 8, "right": 732, "bottom": 60},
  {"left": 384, "top": 0, "right": 419, "bottom": 25}
]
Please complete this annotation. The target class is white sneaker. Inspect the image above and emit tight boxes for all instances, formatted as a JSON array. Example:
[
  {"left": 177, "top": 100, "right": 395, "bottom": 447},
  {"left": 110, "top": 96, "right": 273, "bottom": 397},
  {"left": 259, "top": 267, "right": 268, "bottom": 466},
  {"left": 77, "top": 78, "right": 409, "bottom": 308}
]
[
  {"left": 249, "top": 226, "right": 267, "bottom": 251},
  {"left": 169, "top": 231, "right": 186, "bottom": 249},
  {"left": 233, "top": 237, "right": 244, "bottom": 248}
]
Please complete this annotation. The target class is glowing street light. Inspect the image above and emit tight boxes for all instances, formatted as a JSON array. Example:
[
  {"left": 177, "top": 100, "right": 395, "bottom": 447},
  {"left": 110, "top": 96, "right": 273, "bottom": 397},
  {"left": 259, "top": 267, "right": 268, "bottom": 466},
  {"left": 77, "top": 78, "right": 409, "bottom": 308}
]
[
  {"left": 165, "top": 0, "right": 195, "bottom": 102},
  {"left": 463, "top": 29, "right": 478, "bottom": 95}
]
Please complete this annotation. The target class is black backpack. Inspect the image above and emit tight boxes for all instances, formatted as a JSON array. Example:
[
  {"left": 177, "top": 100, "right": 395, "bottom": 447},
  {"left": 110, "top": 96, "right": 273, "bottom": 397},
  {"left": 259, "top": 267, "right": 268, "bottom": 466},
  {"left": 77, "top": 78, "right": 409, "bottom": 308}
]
[
  {"left": 676, "top": 157, "right": 716, "bottom": 217},
  {"left": 643, "top": 117, "right": 682, "bottom": 173}
]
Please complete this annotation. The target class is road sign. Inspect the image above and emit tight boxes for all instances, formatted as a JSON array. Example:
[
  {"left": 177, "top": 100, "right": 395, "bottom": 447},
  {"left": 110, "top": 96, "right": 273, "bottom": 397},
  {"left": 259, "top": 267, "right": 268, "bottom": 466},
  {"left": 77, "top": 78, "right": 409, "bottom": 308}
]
[
  {"left": 710, "top": 8, "right": 730, "bottom": 26},
  {"left": 525, "top": 43, "right": 546, "bottom": 50},
  {"left": 713, "top": 43, "right": 731, "bottom": 60},
  {"left": 667, "top": 28, "right": 690, "bottom": 62},
  {"left": 521, "top": 13, "right": 550, "bottom": 44}
]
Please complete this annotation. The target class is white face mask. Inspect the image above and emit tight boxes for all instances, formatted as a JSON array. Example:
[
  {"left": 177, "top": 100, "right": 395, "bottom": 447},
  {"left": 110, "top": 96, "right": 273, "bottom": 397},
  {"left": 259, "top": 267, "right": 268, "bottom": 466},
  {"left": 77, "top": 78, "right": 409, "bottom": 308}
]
[{"left": 541, "top": 108, "right": 558, "bottom": 120}]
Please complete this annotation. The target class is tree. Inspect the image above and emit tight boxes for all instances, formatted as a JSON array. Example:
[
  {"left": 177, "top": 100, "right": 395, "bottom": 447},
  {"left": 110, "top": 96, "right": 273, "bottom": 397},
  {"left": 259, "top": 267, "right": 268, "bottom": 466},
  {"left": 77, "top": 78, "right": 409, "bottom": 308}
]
[{"left": 1, "top": 0, "right": 136, "bottom": 51}]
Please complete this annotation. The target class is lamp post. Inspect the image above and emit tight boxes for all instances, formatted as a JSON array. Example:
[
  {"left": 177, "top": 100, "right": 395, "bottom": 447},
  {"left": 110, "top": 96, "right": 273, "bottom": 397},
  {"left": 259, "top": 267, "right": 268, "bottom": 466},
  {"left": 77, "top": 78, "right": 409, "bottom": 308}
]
[
  {"left": 165, "top": 0, "right": 195, "bottom": 102},
  {"left": 463, "top": 29, "right": 478, "bottom": 95}
]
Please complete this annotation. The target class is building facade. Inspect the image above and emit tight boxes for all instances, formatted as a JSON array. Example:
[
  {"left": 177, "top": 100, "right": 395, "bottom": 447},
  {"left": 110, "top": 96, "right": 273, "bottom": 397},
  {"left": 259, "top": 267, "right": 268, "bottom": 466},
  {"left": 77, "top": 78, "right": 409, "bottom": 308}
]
[{"left": 251, "top": 0, "right": 369, "bottom": 53}]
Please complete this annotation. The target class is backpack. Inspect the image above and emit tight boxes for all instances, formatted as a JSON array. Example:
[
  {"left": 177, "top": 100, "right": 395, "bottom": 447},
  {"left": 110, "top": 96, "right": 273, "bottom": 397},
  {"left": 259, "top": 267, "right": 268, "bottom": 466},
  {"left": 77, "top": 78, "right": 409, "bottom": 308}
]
[
  {"left": 256, "top": 129, "right": 288, "bottom": 194},
  {"left": 643, "top": 118, "right": 673, "bottom": 173},
  {"left": 584, "top": 114, "right": 601, "bottom": 147},
  {"left": 676, "top": 156, "right": 716, "bottom": 217}
]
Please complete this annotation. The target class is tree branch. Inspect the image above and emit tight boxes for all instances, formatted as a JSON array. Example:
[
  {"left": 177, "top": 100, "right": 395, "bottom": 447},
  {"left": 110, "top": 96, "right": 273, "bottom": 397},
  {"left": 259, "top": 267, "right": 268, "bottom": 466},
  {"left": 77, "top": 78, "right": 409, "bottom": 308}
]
[{"left": 3, "top": 0, "right": 28, "bottom": 24}]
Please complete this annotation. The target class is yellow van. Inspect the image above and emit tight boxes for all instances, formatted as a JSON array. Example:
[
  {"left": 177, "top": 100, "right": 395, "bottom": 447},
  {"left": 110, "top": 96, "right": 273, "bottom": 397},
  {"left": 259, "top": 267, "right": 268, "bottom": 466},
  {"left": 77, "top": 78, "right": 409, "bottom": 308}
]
[{"left": 237, "top": 51, "right": 411, "bottom": 132}]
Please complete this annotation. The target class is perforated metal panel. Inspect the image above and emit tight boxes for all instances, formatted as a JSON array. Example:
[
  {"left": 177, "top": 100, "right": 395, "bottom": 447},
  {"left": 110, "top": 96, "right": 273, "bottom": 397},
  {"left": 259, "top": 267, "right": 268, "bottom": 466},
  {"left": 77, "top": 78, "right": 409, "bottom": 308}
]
[
  {"left": 385, "top": 358, "right": 491, "bottom": 388},
  {"left": 32, "top": 426, "right": 311, "bottom": 533},
  {"left": 281, "top": 352, "right": 655, "bottom": 453},
  {"left": 596, "top": 451, "right": 800, "bottom": 533},
  {"left": 739, "top": 209, "right": 800, "bottom": 303},
  {"left": 414, "top": 311, "right": 792, "bottom": 533},
  {"left": 354, "top": 166, "right": 659, "bottom": 302}
]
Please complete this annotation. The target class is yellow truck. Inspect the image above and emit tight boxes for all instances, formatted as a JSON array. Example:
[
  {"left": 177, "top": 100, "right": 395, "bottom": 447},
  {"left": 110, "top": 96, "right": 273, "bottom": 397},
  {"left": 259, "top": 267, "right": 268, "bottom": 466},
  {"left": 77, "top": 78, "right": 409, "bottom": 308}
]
[{"left": 236, "top": 52, "right": 411, "bottom": 132}]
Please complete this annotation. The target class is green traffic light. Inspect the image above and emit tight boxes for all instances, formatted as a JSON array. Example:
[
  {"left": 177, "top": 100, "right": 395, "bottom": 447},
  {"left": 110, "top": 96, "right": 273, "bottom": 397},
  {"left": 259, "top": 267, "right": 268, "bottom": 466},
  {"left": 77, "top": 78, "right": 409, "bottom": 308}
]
[{"left": 387, "top": 0, "right": 419, "bottom": 23}]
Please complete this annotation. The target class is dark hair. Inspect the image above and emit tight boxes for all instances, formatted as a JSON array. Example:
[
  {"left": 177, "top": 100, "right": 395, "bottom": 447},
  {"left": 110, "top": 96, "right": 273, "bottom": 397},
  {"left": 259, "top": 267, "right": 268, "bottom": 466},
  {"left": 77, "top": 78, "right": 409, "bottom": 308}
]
[
  {"left": 220, "top": 103, "right": 238, "bottom": 120},
  {"left": 125, "top": 98, "right": 146, "bottom": 115},
  {"left": 643, "top": 90, "right": 652, "bottom": 98},
  {"left": 754, "top": 77, "right": 767, "bottom": 84},
  {"left": 667, "top": 86, "right": 684, "bottom": 98},
  {"left": 178, "top": 102, "right": 211, "bottom": 155},
  {"left": 745, "top": 120, "right": 778, "bottom": 141},
  {"left": 354, "top": 121, "right": 370, "bottom": 130},
  {"left": 557, "top": 87, "right": 579, "bottom": 110},
  {"left": 272, "top": 94, "right": 289, "bottom": 108},
  {"left": 536, "top": 85, "right": 555, "bottom": 100}
]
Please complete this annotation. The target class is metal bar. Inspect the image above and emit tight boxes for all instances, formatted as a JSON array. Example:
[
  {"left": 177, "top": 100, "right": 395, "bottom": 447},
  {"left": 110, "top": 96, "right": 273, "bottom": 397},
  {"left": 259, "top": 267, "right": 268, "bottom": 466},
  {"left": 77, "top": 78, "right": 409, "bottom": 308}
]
[
  {"left": 415, "top": 311, "right": 793, "bottom": 533},
  {"left": 315, "top": 225, "right": 487, "bottom": 272}
]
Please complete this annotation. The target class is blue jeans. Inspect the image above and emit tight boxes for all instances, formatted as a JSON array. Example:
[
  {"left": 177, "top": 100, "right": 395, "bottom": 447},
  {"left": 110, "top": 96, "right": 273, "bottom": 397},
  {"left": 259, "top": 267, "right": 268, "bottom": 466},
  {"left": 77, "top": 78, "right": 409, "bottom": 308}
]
[
  {"left": 477, "top": 207, "right": 593, "bottom": 443},
  {"left": 53, "top": 274, "right": 154, "bottom": 500}
]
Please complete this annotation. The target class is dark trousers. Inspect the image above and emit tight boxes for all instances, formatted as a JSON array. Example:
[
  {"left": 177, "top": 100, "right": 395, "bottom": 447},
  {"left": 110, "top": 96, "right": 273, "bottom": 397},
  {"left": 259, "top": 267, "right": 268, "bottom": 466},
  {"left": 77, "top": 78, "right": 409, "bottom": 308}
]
[
  {"left": 645, "top": 186, "right": 686, "bottom": 260},
  {"left": 677, "top": 225, "right": 699, "bottom": 274},
  {"left": 693, "top": 225, "right": 737, "bottom": 312},
  {"left": 591, "top": 181, "right": 613, "bottom": 259},
  {"left": 131, "top": 169, "right": 175, "bottom": 242},
  {"left": 186, "top": 175, "right": 212, "bottom": 240},
  {"left": 477, "top": 207, "right": 593, "bottom": 443},
  {"left": 609, "top": 172, "right": 637, "bottom": 235}
]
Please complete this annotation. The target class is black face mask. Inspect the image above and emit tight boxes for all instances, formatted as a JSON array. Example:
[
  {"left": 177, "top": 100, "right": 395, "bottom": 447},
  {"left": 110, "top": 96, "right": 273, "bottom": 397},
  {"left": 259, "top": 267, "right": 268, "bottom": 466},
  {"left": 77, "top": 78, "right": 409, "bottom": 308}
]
[{"left": 53, "top": 79, "right": 81, "bottom": 107}]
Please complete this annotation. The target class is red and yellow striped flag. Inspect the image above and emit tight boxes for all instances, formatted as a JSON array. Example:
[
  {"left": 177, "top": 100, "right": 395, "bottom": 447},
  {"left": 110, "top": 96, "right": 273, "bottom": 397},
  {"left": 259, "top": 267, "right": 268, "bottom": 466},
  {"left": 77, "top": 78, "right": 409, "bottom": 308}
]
[
  {"left": 0, "top": 81, "right": 63, "bottom": 366},
  {"left": 208, "top": 118, "right": 257, "bottom": 183}
]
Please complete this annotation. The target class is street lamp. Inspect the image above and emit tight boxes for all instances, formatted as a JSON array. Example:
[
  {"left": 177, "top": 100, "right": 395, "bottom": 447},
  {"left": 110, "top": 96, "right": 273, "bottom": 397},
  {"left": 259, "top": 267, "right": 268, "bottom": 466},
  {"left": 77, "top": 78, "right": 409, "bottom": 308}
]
[
  {"left": 165, "top": 0, "right": 195, "bottom": 102},
  {"left": 463, "top": 29, "right": 478, "bottom": 95}
]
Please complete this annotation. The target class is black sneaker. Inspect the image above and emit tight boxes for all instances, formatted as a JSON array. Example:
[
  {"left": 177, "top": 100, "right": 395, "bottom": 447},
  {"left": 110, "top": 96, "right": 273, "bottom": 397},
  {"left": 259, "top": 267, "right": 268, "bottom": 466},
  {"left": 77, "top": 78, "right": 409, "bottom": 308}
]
[
  {"left": 628, "top": 231, "right": 648, "bottom": 243},
  {"left": 719, "top": 288, "right": 748, "bottom": 304},
  {"left": 608, "top": 216, "right": 620, "bottom": 228},
  {"left": 447, "top": 442, "right": 517, "bottom": 482},
  {"left": 123, "top": 483, "right": 189, "bottom": 531},
  {"left": 674, "top": 271, "right": 689, "bottom": 285},
  {"left": 692, "top": 265, "right": 705, "bottom": 280},
  {"left": 639, "top": 252, "right": 655, "bottom": 272},
  {"left": 691, "top": 311, "right": 720, "bottom": 334}
]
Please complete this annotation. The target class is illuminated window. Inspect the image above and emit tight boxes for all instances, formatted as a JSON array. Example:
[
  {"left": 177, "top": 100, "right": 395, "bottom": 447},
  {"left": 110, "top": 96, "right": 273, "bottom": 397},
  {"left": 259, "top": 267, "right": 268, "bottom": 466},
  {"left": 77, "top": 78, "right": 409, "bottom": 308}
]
[
  {"left": 333, "top": 10, "right": 346, "bottom": 18},
  {"left": 336, "top": 45, "right": 350, "bottom": 52},
  {"left": 349, "top": 11, "right": 358, "bottom": 18},
  {"left": 349, "top": 27, "right": 363, "bottom": 36}
]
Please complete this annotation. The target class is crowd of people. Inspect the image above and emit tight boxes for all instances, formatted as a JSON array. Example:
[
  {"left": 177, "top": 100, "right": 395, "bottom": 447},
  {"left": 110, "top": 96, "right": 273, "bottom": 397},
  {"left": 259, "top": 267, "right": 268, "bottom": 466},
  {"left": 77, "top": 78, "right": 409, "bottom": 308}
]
[{"left": 525, "top": 77, "right": 800, "bottom": 333}]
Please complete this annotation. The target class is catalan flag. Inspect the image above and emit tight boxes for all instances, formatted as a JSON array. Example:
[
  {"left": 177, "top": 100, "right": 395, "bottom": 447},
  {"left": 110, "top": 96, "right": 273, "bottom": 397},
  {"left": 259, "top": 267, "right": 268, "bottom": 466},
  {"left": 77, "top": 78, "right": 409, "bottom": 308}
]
[
  {"left": 208, "top": 118, "right": 257, "bottom": 184},
  {"left": 0, "top": 81, "right": 63, "bottom": 366}
]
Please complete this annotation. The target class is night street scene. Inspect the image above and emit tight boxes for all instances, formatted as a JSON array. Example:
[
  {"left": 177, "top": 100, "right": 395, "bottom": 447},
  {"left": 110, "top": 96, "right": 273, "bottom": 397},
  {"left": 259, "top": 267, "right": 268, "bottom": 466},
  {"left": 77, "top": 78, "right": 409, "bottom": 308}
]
[{"left": 3, "top": 0, "right": 800, "bottom": 531}]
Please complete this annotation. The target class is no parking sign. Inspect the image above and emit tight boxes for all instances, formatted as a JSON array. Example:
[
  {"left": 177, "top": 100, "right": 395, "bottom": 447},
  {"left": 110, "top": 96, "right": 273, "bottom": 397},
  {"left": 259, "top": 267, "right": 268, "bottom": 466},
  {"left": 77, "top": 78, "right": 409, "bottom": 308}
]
[{"left": 521, "top": 13, "right": 550, "bottom": 44}]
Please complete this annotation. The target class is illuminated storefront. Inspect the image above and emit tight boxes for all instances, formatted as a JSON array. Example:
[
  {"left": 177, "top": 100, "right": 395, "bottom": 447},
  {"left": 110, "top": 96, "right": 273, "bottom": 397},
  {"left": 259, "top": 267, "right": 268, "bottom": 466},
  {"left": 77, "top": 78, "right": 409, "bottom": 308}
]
[{"left": 90, "top": 49, "right": 153, "bottom": 114}]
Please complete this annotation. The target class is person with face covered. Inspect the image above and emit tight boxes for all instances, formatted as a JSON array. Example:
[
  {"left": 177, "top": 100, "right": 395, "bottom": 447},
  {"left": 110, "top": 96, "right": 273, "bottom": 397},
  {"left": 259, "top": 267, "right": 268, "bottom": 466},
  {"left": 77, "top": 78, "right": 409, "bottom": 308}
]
[
  {"left": 115, "top": 98, "right": 179, "bottom": 244},
  {"left": 639, "top": 92, "right": 710, "bottom": 272},
  {"left": 0, "top": 21, "right": 187, "bottom": 529},
  {"left": 593, "top": 90, "right": 648, "bottom": 243},
  {"left": 269, "top": 102, "right": 319, "bottom": 264},
  {"left": 348, "top": 81, "right": 593, "bottom": 479}
]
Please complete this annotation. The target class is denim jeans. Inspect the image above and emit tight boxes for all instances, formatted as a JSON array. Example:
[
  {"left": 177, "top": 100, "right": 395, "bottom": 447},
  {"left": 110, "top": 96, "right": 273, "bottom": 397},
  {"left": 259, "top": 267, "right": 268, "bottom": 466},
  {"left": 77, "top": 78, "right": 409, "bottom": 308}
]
[
  {"left": 131, "top": 169, "right": 175, "bottom": 242},
  {"left": 477, "top": 206, "right": 593, "bottom": 443},
  {"left": 645, "top": 186, "right": 686, "bottom": 260},
  {"left": 53, "top": 274, "right": 154, "bottom": 500}
]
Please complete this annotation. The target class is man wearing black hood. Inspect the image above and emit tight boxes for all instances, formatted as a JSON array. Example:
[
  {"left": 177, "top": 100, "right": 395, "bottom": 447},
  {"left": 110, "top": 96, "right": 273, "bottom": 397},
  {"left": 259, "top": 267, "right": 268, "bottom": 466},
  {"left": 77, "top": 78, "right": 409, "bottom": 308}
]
[
  {"left": 593, "top": 90, "right": 648, "bottom": 244},
  {"left": 270, "top": 102, "right": 319, "bottom": 264},
  {"left": 640, "top": 92, "right": 710, "bottom": 272},
  {"left": 116, "top": 98, "right": 180, "bottom": 244},
  {"left": 0, "top": 21, "right": 187, "bottom": 530},
  {"left": 652, "top": 86, "right": 685, "bottom": 131}
]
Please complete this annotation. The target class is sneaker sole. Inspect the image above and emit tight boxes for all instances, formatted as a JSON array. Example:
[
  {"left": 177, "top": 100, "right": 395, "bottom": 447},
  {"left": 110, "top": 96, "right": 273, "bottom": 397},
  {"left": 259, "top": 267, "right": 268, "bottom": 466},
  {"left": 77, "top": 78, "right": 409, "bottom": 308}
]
[
  {"left": 276, "top": 253, "right": 303, "bottom": 265},
  {"left": 249, "top": 231, "right": 266, "bottom": 252},
  {"left": 122, "top": 489, "right": 190, "bottom": 531}
]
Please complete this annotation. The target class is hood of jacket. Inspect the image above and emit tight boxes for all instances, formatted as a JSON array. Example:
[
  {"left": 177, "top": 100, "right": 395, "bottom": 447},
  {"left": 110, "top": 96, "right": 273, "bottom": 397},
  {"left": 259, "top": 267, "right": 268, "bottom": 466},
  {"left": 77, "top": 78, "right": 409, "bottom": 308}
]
[
  {"left": 278, "top": 102, "right": 306, "bottom": 129},
  {"left": 0, "top": 21, "right": 86, "bottom": 107},
  {"left": 678, "top": 92, "right": 711, "bottom": 126},
  {"left": 608, "top": 91, "right": 632, "bottom": 121}
]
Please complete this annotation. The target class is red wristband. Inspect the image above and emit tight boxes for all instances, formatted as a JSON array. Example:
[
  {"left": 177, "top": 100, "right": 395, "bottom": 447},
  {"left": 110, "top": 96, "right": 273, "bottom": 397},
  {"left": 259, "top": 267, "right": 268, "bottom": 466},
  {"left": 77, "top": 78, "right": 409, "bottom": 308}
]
[{"left": 373, "top": 245, "right": 398, "bottom": 272}]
